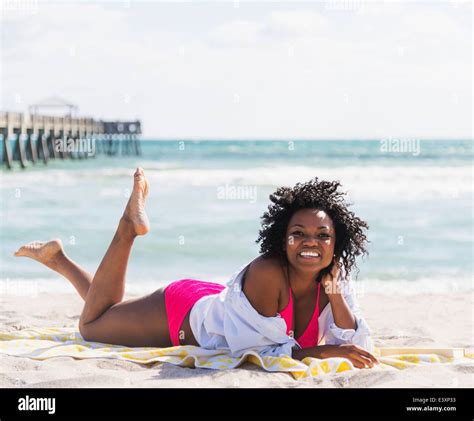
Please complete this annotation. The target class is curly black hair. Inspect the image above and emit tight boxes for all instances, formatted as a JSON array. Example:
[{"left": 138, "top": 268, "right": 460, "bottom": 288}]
[{"left": 256, "top": 178, "right": 369, "bottom": 280}]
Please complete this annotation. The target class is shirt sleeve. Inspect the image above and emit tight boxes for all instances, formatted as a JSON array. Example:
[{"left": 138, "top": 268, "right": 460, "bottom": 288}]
[
  {"left": 257, "top": 341, "right": 296, "bottom": 359},
  {"left": 323, "top": 273, "right": 374, "bottom": 352}
]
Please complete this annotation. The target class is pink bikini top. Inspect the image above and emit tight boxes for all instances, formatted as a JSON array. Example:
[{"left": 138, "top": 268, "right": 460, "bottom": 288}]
[{"left": 277, "top": 282, "right": 321, "bottom": 349}]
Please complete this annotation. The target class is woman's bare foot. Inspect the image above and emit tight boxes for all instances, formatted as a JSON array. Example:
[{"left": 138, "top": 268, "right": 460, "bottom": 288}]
[
  {"left": 14, "top": 239, "right": 64, "bottom": 268},
  {"left": 121, "top": 167, "right": 150, "bottom": 236}
]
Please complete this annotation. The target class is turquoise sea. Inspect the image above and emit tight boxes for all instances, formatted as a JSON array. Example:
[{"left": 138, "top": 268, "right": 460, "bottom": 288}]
[{"left": 0, "top": 140, "right": 472, "bottom": 295}]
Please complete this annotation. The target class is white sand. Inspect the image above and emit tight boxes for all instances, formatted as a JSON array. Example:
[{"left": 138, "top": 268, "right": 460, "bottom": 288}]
[{"left": 1, "top": 290, "right": 473, "bottom": 388}]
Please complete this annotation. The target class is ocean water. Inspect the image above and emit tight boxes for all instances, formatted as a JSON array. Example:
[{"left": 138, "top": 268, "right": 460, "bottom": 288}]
[{"left": 0, "top": 139, "right": 472, "bottom": 296}]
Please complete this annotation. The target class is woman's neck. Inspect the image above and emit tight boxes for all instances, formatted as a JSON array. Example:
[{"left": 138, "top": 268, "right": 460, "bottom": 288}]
[{"left": 286, "top": 264, "right": 319, "bottom": 296}]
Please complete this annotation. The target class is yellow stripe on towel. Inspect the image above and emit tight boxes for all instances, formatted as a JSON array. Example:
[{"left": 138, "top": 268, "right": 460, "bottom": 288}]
[{"left": 0, "top": 328, "right": 472, "bottom": 380}]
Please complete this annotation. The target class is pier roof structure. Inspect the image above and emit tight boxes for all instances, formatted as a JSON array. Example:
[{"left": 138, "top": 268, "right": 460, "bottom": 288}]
[{"left": 28, "top": 97, "right": 79, "bottom": 117}]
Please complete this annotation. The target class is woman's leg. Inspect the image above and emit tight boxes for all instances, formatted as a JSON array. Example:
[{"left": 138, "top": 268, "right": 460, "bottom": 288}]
[
  {"left": 76, "top": 168, "right": 176, "bottom": 347},
  {"left": 79, "top": 167, "right": 149, "bottom": 327},
  {"left": 15, "top": 237, "right": 173, "bottom": 348},
  {"left": 14, "top": 239, "right": 92, "bottom": 300},
  {"left": 16, "top": 168, "right": 175, "bottom": 348}
]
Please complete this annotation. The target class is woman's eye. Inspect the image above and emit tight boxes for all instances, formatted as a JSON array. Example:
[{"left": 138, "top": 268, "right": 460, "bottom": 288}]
[{"left": 291, "top": 231, "right": 332, "bottom": 239}]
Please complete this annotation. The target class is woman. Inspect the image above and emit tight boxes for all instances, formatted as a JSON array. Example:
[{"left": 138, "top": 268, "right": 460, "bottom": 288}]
[{"left": 15, "top": 168, "right": 379, "bottom": 369}]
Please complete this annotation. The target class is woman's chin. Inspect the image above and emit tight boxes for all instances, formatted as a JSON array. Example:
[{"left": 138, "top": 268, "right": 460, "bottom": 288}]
[{"left": 292, "top": 257, "right": 322, "bottom": 270}]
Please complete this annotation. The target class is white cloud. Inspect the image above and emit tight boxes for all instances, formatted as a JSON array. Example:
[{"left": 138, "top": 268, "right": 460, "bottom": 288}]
[
  {"left": 1, "top": 1, "right": 471, "bottom": 139},
  {"left": 210, "top": 21, "right": 262, "bottom": 46},
  {"left": 266, "top": 10, "right": 329, "bottom": 35},
  {"left": 209, "top": 9, "right": 329, "bottom": 46}
]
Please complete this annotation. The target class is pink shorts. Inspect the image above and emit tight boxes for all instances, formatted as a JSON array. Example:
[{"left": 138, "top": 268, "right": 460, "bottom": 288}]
[{"left": 164, "top": 279, "right": 225, "bottom": 346}]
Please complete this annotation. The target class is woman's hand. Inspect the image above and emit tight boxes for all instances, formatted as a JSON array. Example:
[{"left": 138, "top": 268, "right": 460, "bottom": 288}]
[
  {"left": 293, "top": 344, "right": 379, "bottom": 369},
  {"left": 323, "top": 344, "right": 379, "bottom": 369},
  {"left": 321, "top": 257, "right": 342, "bottom": 295}
]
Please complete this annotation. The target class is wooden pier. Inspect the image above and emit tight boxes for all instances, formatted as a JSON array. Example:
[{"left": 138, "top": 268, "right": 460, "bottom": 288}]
[{"left": 1, "top": 112, "right": 142, "bottom": 169}]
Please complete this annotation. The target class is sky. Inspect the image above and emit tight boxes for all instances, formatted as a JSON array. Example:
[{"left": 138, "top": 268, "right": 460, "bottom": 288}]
[{"left": 1, "top": 0, "right": 472, "bottom": 139}]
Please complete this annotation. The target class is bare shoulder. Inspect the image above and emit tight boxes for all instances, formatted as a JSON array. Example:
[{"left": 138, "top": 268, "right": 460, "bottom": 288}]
[{"left": 242, "top": 255, "right": 286, "bottom": 317}]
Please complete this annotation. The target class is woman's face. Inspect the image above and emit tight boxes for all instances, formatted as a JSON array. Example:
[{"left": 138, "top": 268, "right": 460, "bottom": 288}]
[{"left": 285, "top": 208, "right": 336, "bottom": 274}]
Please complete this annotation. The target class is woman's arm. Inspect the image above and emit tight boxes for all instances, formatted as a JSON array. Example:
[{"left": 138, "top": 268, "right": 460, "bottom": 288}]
[
  {"left": 292, "top": 344, "right": 379, "bottom": 369},
  {"left": 223, "top": 257, "right": 298, "bottom": 358},
  {"left": 241, "top": 256, "right": 284, "bottom": 317},
  {"left": 327, "top": 292, "right": 357, "bottom": 329},
  {"left": 321, "top": 259, "right": 374, "bottom": 351},
  {"left": 322, "top": 259, "right": 356, "bottom": 329},
  {"left": 292, "top": 345, "right": 333, "bottom": 360}
]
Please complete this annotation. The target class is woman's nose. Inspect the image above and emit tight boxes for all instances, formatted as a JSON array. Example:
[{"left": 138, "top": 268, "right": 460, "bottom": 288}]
[{"left": 302, "top": 235, "right": 319, "bottom": 245}]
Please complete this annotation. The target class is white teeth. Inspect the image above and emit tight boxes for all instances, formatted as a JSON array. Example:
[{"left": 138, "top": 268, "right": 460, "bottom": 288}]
[{"left": 300, "top": 251, "right": 320, "bottom": 257}]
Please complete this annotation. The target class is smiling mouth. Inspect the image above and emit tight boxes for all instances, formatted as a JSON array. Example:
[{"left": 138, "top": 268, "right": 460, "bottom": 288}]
[{"left": 298, "top": 251, "right": 322, "bottom": 260}]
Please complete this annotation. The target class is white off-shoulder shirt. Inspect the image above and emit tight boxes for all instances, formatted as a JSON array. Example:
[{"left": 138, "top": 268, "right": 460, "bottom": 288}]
[{"left": 189, "top": 262, "right": 373, "bottom": 359}]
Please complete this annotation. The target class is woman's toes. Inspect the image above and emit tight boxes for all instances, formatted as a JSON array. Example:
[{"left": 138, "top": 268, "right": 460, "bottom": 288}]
[{"left": 13, "top": 239, "right": 63, "bottom": 264}]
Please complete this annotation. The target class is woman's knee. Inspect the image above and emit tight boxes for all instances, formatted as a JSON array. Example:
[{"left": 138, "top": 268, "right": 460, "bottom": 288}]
[
  {"left": 78, "top": 319, "right": 93, "bottom": 341},
  {"left": 79, "top": 316, "right": 103, "bottom": 342}
]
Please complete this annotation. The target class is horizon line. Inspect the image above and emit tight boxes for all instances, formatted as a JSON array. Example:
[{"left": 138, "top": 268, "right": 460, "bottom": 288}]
[{"left": 139, "top": 137, "right": 474, "bottom": 142}]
